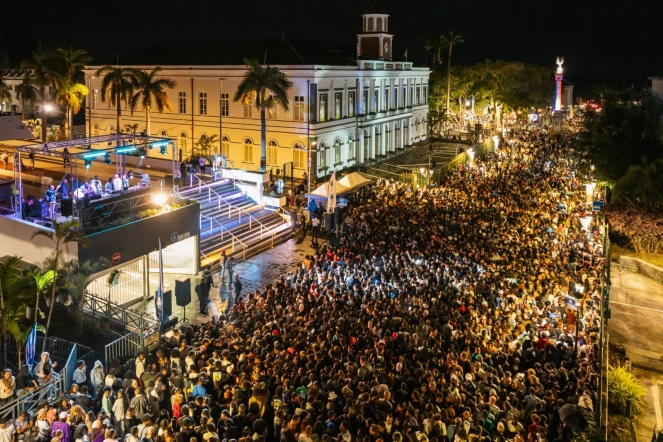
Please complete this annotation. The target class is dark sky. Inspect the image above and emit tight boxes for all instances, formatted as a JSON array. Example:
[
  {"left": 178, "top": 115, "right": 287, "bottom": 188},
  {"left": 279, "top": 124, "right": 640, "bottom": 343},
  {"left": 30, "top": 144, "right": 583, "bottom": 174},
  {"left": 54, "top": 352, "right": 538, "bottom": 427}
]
[{"left": 3, "top": 0, "right": 661, "bottom": 97}]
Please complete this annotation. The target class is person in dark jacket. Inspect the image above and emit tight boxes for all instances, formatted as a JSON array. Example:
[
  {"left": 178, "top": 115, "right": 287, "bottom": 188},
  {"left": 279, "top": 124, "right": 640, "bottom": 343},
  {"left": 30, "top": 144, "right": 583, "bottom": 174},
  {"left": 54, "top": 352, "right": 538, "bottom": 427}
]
[{"left": 233, "top": 275, "right": 242, "bottom": 306}]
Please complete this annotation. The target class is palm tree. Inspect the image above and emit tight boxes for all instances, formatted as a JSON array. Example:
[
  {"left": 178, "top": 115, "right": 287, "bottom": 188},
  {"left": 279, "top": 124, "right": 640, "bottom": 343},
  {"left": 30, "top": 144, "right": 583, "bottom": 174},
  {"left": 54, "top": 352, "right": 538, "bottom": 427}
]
[
  {"left": 26, "top": 268, "right": 54, "bottom": 324},
  {"left": 614, "top": 158, "right": 663, "bottom": 209},
  {"left": 129, "top": 67, "right": 176, "bottom": 136},
  {"left": 62, "top": 259, "right": 107, "bottom": 333},
  {"left": 440, "top": 30, "right": 464, "bottom": 111},
  {"left": 21, "top": 51, "right": 58, "bottom": 142},
  {"left": 32, "top": 219, "right": 88, "bottom": 351},
  {"left": 418, "top": 32, "right": 435, "bottom": 68},
  {"left": 234, "top": 58, "right": 293, "bottom": 172},
  {"left": 56, "top": 48, "right": 91, "bottom": 83},
  {"left": 96, "top": 66, "right": 137, "bottom": 134},
  {"left": 15, "top": 71, "right": 38, "bottom": 120},
  {"left": 0, "top": 77, "right": 11, "bottom": 110},
  {"left": 0, "top": 256, "right": 22, "bottom": 369},
  {"left": 55, "top": 74, "right": 89, "bottom": 139}
]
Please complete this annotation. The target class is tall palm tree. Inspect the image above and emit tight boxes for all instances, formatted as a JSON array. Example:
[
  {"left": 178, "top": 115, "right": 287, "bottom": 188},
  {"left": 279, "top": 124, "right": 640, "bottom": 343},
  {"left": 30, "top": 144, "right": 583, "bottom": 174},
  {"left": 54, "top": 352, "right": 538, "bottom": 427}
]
[
  {"left": 234, "top": 58, "right": 293, "bottom": 172},
  {"left": 55, "top": 74, "right": 89, "bottom": 139},
  {"left": 440, "top": 30, "right": 464, "bottom": 111},
  {"left": 418, "top": 32, "right": 435, "bottom": 68},
  {"left": 56, "top": 48, "right": 91, "bottom": 83},
  {"left": 15, "top": 71, "right": 38, "bottom": 120},
  {"left": 21, "top": 51, "right": 58, "bottom": 142},
  {"left": 96, "top": 66, "right": 137, "bottom": 134},
  {"left": 26, "top": 268, "right": 54, "bottom": 325},
  {"left": 0, "top": 256, "right": 23, "bottom": 369},
  {"left": 129, "top": 67, "right": 176, "bottom": 136},
  {"left": 32, "top": 219, "right": 88, "bottom": 351},
  {"left": 62, "top": 259, "right": 107, "bottom": 333}
]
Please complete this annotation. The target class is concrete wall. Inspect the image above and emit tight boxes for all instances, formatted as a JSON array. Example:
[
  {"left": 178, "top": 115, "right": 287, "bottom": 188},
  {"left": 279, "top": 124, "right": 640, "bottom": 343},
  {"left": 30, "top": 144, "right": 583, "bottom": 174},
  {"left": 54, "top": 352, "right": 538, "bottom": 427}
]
[
  {"left": 0, "top": 216, "right": 78, "bottom": 265},
  {"left": 620, "top": 255, "right": 663, "bottom": 284}
]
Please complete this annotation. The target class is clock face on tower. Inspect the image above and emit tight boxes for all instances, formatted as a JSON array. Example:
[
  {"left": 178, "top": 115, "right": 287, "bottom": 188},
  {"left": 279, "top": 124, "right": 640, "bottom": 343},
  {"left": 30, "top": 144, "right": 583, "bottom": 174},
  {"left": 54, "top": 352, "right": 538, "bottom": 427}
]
[{"left": 384, "top": 41, "right": 389, "bottom": 53}]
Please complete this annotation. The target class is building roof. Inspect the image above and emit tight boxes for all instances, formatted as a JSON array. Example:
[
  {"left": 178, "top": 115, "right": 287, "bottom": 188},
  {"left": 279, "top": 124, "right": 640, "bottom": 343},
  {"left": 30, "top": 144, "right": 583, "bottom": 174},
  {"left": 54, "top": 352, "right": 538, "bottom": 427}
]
[{"left": 108, "top": 38, "right": 359, "bottom": 67}]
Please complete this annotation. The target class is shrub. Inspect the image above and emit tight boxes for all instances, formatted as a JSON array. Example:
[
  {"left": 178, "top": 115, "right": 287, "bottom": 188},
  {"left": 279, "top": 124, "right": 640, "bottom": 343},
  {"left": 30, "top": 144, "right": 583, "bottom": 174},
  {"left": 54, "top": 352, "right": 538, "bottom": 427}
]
[{"left": 608, "top": 365, "right": 645, "bottom": 415}]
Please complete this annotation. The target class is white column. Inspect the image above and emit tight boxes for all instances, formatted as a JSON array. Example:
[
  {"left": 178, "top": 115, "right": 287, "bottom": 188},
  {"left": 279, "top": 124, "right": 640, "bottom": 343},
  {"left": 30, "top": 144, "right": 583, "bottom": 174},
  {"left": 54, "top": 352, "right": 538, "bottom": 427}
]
[
  {"left": 389, "top": 78, "right": 395, "bottom": 110},
  {"left": 390, "top": 121, "right": 396, "bottom": 152},
  {"left": 369, "top": 125, "right": 376, "bottom": 159},
  {"left": 399, "top": 120, "right": 404, "bottom": 149},
  {"left": 358, "top": 129, "right": 365, "bottom": 163},
  {"left": 369, "top": 79, "right": 375, "bottom": 113},
  {"left": 380, "top": 123, "right": 386, "bottom": 156},
  {"left": 407, "top": 117, "right": 413, "bottom": 145},
  {"left": 405, "top": 79, "right": 410, "bottom": 108}
]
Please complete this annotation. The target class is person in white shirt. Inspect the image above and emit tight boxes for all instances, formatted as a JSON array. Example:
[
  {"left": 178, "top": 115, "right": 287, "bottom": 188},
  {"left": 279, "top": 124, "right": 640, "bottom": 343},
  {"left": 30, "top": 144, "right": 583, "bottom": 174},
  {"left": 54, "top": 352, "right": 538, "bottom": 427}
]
[
  {"left": 34, "top": 352, "right": 56, "bottom": 386},
  {"left": 0, "top": 416, "right": 13, "bottom": 442},
  {"left": 90, "top": 176, "right": 103, "bottom": 195},
  {"left": 135, "top": 353, "right": 146, "bottom": 385},
  {"left": 73, "top": 360, "right": 87, "bottom": 387},
  {"left": 140, "top": 173, "right": 150, "bottom": 187},
  {"left": 112, "top": 174, "right": 122, "bottom": 191}
]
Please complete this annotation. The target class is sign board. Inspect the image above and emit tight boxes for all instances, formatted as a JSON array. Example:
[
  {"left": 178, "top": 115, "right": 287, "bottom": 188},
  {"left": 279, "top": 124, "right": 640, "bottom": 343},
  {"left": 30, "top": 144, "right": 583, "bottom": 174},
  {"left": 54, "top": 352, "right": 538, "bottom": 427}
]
[
  {"left": 592, "top": 201, "right": 604, "bottom": 211},
  {"left": 337, "top": 198, "right": 348, "bottom": 207},
  {"left": 111, "top": 252, "right": 121, "bottom": 264}
]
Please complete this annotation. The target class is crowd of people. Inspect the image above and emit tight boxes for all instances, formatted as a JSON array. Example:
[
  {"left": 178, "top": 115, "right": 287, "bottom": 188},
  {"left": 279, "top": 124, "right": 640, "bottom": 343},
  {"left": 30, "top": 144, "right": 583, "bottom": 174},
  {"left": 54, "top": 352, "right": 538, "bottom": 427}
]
[{"left": 2, "top": 129, "right": 605, "bottom": 442}]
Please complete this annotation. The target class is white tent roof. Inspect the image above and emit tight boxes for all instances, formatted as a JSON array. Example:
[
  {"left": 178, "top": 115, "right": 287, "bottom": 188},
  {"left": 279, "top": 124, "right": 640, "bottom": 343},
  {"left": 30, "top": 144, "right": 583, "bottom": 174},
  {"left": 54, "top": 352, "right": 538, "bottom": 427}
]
[
  {"left": 0, "top": 116, "right": 33, "bottom": 142},
  {"left": 338, "top": 172, "right": 372, "bottom": 190},
  {"left": 309, "top": 180, "right": 349, "bottom": 198}
]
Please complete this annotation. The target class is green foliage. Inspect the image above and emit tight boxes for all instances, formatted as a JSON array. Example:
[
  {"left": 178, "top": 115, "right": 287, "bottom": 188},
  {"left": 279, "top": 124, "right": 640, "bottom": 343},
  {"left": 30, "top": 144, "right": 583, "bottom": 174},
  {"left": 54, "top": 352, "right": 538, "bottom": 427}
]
[
  {"left": 613, "top": 158, "right": 663, "bottom": 209},
  {"left": 195, "top": 134, "right": 220, "bottom": 155},
  {"left": 608, "top": 365, "right": 645, "bottom": 415},
  {"left": 579, "top": 87, "right": 663, "bottom": 184}
]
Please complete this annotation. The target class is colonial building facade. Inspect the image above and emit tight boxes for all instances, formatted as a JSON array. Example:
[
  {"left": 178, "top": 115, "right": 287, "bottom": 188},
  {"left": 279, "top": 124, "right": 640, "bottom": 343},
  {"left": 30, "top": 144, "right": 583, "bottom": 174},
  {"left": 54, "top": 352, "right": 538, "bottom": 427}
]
[{"left": 83, "top": 8, "right": 429, "bottom": 179}]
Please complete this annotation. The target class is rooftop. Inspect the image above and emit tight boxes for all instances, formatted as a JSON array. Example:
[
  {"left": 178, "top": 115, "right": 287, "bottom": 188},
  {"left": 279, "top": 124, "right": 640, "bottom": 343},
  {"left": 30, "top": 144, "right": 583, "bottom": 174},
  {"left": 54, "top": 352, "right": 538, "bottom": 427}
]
[{"left": 101, "top": 38, "right": 359, "bottom": 67}]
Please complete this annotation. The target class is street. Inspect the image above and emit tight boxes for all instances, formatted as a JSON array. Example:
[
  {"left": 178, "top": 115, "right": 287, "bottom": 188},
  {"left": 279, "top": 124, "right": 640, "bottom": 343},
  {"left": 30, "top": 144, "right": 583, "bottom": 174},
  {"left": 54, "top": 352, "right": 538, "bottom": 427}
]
[{"left": 610, "top": 265, "right": 663, "bottom": 440}]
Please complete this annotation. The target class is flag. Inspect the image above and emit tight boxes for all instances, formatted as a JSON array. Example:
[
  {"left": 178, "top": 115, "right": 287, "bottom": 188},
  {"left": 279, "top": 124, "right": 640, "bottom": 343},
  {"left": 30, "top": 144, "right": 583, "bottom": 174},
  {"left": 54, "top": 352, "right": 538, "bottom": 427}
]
[
  {"left": 404, "top": 49, "right": 408, "bottom": 61},
  {"left": 327, "top": 171, "right": 336, "bottom": 213},
  {"left": 25, "top": 323, "right": 37, "bottom": 367}
]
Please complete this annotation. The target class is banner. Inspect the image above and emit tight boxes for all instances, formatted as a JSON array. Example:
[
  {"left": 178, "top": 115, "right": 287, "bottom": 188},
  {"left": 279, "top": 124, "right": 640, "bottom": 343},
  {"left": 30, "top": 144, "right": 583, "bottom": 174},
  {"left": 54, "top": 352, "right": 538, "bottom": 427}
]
[
  {"left": 25, "top": 323, "right": 37, "bottom": 368},
  {"left": 327, "top": 172, "right": 337, "bottom": 213}
]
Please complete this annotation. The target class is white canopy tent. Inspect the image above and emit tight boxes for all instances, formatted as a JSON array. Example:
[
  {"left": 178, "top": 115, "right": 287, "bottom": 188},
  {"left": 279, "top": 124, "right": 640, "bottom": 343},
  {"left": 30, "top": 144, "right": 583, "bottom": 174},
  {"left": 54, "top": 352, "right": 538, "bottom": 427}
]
[{"left": 338, "top": 172, "right": 371, "bottom": 191}]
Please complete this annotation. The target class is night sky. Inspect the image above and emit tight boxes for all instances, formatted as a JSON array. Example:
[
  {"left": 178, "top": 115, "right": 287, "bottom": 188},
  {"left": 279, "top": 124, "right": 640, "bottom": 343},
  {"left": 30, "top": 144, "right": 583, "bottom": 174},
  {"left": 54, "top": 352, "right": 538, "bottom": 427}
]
[{"left": 3, "top": 0, "right": 661, "bottom": 97}]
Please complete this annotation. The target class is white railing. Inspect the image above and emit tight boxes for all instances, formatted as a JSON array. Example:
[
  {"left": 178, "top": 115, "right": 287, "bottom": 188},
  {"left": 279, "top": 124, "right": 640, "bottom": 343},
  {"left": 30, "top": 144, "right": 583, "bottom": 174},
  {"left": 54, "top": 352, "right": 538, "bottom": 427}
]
[
  {"left": 104, "top": 330, "right": 144, "bottom": 371},
  {"left": 0, "top": 343, "right": 77, "bottom": 420},
  {"left": 200, "top": 214, "right": 248, "bottom": 261}
]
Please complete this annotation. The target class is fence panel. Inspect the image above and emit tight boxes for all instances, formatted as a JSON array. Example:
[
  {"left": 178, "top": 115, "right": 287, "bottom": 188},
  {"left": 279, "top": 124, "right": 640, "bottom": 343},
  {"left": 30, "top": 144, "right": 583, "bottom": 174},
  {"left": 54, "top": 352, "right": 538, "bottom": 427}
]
[{"left": 104, "top": 331, "right": 143, "bottom": 370}]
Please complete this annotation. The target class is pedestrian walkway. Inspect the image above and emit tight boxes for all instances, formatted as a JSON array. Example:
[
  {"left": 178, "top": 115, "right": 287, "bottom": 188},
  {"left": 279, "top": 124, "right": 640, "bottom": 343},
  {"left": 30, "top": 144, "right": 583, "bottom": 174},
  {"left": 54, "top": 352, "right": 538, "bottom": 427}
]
[{"left": 138, "top": 236, "right": 317, "bottom": 325}]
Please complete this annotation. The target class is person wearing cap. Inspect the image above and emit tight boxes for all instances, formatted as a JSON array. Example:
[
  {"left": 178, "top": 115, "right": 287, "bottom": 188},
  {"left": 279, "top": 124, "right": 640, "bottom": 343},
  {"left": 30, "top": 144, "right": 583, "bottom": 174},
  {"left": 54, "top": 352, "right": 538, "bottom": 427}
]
[{"left": 51, "top": 412, "right": 71, "bottom": 442}]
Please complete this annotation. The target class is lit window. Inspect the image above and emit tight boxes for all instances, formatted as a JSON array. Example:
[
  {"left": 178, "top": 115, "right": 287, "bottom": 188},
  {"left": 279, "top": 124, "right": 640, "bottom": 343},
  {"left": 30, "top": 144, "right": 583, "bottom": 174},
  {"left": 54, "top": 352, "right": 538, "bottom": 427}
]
[
  {"left": 267, "top": 140, "right": 278, "bottom": 165},
  {"left": 243, "top": 139, "right": 253, "bottom": 162},
  {"left": 222, "top": 136, "right": 230, "bottom": 157},
  {"left": 243, "top": 98, "right": 253, "bottom": 118},
  {"left": 373, "top": 89, "right": 378, "bottom": 113},
  {"left": 220, "top": 93, "right": 229, "bottom": 116},
  {"left": 348, "top": 136, "right": 356, "bottom": 160},
  {"left": 293, "top": 143, "right": 305, "bottom": 169},
  {"left": 415, "top": 86, "right": 421, "bottom": 106},
  {"left": 294, "top": 96, "right": 305, "bottom": 122},
  {"left": 199, "top": 92, "right": 208, "bottom": 115},
  {"left": 318, "top": 143, "right": 327, "bottom": 168},
  {"left": 267, "top": 95, "right": 278, "bottom": 119},
  {"left": 362, "top": 90, "right": 368, "bottom": 114},
  {"left": 334, "top": 92, "right": 342, "bottom": 119},
  {"left": 334, "top": 138, "right": 342, "bottom": 163},
  {"left": 178, "top": 132, "right": 188, "bottom": 153},
  {"left": 178, "top": 92, "right": 186, "bottom": 114},
  {"left": 319, "top": 94, "right": 327, "bottom": 122}
]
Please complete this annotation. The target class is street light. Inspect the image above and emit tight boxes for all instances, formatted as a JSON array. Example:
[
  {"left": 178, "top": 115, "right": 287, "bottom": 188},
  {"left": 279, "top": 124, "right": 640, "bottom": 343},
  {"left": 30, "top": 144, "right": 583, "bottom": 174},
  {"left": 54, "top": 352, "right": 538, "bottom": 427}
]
[{"left": 44, "top": 104, "right": 54, "bottom": 113}]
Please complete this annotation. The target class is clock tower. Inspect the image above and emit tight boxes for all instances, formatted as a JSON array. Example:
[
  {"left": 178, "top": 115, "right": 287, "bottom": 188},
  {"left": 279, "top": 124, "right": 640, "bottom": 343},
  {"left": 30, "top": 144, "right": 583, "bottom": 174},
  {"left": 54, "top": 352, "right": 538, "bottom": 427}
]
[{"left": 357, "top": 0, "right": 393, "bottom": 61}]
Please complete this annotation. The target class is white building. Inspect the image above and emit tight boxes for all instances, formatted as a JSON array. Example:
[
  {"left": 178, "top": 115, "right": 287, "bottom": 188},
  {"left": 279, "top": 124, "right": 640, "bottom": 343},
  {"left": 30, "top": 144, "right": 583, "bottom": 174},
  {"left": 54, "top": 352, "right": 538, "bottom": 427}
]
[
  {"left": 0, "top": 70, "right": 31, "bottom": 115},
  {"left": 650, "top": 77, "right": 663, "bottom": 100},
  {"left": 83, "top": 5, "right": 429, "bottom": 179}
]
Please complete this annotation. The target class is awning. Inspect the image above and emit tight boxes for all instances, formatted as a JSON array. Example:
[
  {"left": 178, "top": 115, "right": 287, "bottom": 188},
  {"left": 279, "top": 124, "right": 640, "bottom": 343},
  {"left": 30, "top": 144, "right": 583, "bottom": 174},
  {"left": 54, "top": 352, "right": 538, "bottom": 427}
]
[
  {"left": 338, "top": 172, "right": 372, "bottom": 190},
  {"left": 0, "top": 116, "right": 34, "bottom": 142}
]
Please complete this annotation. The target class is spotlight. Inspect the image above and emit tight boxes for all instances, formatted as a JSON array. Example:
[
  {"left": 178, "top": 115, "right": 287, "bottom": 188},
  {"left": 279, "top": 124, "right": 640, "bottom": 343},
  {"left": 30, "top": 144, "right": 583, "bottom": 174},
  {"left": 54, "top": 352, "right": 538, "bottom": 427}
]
[
  {"left": 104, "top": 153, "right": 111, "bottom": 165},
  {"left": 138, "top": 147, "right": 146, "bottom": 159},
  {"left": 152, "top": 192, "right": 167, "bottom": 206},
  {"left": 86, "top": 144, "right": 91, "bottom": 150},
  {"left": 85, "top": 160, "right": 91, "bottom": 169},
  {"left": 160, "top": 146, "right": 167, "bottom": 155}
]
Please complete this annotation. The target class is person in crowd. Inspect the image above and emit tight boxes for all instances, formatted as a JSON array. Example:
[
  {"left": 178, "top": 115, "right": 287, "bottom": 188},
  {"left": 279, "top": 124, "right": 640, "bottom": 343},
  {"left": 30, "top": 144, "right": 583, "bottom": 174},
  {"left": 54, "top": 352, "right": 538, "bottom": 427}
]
[
  {"left": 140, "top": 173, "right": 150, "bottom": 187},
  {"left": 90, "top": 361, "right": 105, "bottom": 398},
  {"left": 91, "top": 176, "right": 103, "bottom": 195},
  {"left": 45, "top": 184, "right": 58, "bottom": 219},
  {"left": 105, "top": 177, "right": 114, "bottom": 194},
  {"left": 112, "top": 174, "right": 122, "bottom": 192},
  {"left": 0, "top": 369, "right": 16, "bottom": 405},
  {"left": 73, "top": 360, "right": 87, "bottom": 389},
  {"left": 34, "top": 352, "right": 56, "bottom": 386},
  {"left": 1, "top": 151, "right": 8, "bottom": 170}
]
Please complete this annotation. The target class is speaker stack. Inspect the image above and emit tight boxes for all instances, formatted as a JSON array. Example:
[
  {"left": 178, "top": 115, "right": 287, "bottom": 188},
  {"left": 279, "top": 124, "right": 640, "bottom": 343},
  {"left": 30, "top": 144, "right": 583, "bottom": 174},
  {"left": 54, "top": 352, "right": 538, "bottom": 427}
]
[{"left": 175, "top": 277, "right": 191, "bottom": 322}]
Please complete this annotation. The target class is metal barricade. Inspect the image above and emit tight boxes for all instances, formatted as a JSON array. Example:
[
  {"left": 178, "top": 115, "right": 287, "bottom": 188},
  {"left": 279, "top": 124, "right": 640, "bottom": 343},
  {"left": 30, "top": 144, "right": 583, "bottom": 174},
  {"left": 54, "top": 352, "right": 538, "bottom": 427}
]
[{"left": 104, "top": 331, "right": 144, "bottom": 370}]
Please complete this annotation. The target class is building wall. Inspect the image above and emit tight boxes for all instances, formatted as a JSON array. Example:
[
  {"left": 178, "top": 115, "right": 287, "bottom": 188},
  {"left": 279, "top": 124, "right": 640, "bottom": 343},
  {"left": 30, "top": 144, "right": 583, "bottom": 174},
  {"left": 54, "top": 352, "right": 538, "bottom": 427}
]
[
  {"left": 0, "top": 216, "right": 78, "bottom": 265},
  {"left": 651, "top": 78, "right": 663, "bottom": 100},
  {"left": 83, "top": 62, "right": 429, "bottom": 179}
]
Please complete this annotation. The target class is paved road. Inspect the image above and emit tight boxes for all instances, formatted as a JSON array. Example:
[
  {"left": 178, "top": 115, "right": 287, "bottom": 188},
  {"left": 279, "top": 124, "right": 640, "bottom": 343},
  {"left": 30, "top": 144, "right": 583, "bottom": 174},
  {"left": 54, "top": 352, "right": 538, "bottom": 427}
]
[{"left": 609, "top": 265, "right": 663, "bottom": 440}]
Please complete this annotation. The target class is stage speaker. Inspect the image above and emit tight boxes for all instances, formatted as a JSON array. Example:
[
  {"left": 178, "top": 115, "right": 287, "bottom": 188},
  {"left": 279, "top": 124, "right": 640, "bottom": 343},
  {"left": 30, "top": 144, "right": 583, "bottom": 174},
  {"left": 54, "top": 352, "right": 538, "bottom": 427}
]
[
  {"left": 29, "top": 203, "right": 43, "bottom": 218},
  {"left": 163, "top": 289, "right": 172, "bottom": 317},
  {"left": 61, "top": 198, "right": 73, "bottom": 217},
  {"left": 334, "top": 206, "right": 346, "bottom": 224},
  {"left": 175, "top": 277, "right": 191, "bottom": 306}
]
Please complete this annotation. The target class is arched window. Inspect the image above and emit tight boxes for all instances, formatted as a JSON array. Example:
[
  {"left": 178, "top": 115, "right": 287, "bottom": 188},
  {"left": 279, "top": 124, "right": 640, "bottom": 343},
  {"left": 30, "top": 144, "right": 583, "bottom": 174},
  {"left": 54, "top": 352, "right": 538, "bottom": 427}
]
[
  {"left": 367, "top": 17, "right": 374, "bottom": 31},
  {"left": 93, "top": 124, "right": 100, "bottom": 137},
  {"left": 267, "top": 140, "right": 278, "bottom": 166},
  {"left": 334, "top": 137, "right": 342, "bottom": 164},
  {"left": 348, "top": 135, "right": 356, "bottom": 161},
  {"left": 222, "top": 136, "right": 230, "bottom": 157},
  {"left": 243, "top": 138, "right": 253, "bottom": 162},
  {"left": 178, "top": 132, "right": 188, "bottom": 155},
  {"left": 159, "top": 130, "right": 168, "bottom": 136},
  {"left": 293, "top": 142, "right": 306, "bottom": 169},
  {"left": 376, "top": 17, "right": 383, "bottom": 31},
  {"left": 108, "top": 125, "right": 115, "bottom": 133},
  {"left": 318, "top": 141, "right": 328, "bottom": 169}
]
